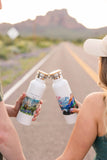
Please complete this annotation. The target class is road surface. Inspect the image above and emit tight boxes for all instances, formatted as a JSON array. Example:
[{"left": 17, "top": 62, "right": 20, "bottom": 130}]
[{"left": 4, "top": 42, "right": 102, "bottom": 160}]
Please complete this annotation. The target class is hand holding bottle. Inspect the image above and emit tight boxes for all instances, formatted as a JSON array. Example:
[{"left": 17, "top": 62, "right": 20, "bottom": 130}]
[
  {"left": 16, "top": 70, "right": 48, "bottom": 126},
  {"left": 7, "top": 92, "right": 42, "bottom": 121},
  {"left": 70, "top": 99, "right": 81, "bottom": 113},
  {"left": 32, "top": 100, "right": 43, "bottom": 121}
]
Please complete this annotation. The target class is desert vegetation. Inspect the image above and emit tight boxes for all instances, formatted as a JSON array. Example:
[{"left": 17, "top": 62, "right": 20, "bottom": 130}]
[{"left": 0, "top": 35, "right": 59, "bottom": 87}]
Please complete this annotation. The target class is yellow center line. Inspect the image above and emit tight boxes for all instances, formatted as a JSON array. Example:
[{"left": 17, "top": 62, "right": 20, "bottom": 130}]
[{"left": 65, "top": 45, "right": 98, "bottom": 83}]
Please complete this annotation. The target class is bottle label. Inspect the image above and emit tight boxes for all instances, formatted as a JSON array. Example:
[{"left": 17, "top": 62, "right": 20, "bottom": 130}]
[
  {"left": 20, "top": 96, "right": 40, "bottom": 116},
  {"left": 56, "top": 94, "right": 77, "bottom": 115}
]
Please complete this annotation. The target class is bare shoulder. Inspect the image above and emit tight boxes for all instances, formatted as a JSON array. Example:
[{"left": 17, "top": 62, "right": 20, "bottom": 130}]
[
  {"left": 83, "top": 92, "right": 105, "bottom": 106},
  {"left": 81, "top": 92, "right": 105, "bottom": 116}
]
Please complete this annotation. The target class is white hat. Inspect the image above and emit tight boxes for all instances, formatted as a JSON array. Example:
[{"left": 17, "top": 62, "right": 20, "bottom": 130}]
[{"left": 83, "top": 35, "right": 107, "bottom": 57}]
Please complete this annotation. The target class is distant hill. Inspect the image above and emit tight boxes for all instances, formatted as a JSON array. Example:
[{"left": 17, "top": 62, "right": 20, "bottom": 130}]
[{"left": 0, "top": 9, "right": 107, "bottom": 40}]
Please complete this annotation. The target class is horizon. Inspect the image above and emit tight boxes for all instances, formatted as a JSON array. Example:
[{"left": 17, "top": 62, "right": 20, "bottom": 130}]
[
  {"left": 0, "top": 8, "right": 107, "bottom": 30},
  {"left": 0, "top": 0, "right": 107, "bottom": 29}
]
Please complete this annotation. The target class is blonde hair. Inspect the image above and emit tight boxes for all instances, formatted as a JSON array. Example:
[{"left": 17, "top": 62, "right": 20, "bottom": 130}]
[{"left": 98, "top": 57, "right": 107, "bottom": 132}]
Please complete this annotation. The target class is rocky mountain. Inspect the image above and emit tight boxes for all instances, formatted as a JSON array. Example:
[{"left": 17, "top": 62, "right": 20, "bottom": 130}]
[
  {"left": 35, "top": 9, "right": 85, "bottom": 29},
  {"left": 0, "top": 9, "right": 107, "bottom": 40}
]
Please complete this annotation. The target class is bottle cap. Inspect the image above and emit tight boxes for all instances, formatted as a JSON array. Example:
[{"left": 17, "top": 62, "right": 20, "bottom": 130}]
[
  {"left": 49, "top": 69, "right": 62, "bottom": 80},
  {"left": 36, "top": 70, "right": 48, "bottom": 80}
]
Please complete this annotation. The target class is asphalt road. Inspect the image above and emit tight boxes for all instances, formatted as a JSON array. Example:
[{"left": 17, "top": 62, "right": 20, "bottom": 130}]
[{"left": 4, "top": 42, "right": 102, "bottom": 160}]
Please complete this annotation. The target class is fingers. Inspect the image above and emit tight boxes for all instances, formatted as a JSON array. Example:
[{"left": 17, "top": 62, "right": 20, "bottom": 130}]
[
  {"left": 70, "top": 108, "right": 80, "bottom": 113},
  {"left": 16, "top": 93, "right": 26, "bottom": 104},
  {"left": 32, "top": 99, "right": 43, "bottom": 121},
  {"left": 20, "top": 92, "right": 26, "bottom": 100},
  {"left": 40, "top": 100, "right": 43, "bottom": 104},
  {"left": 14, "top": 93, "right": 26, "bottom": 113},
  {"left": 16, "top": 92, "right": 25, "bottom": 101},
  {"left": 75, "top": 99, "right": 82, "bottom": 109},
  {"left": 32, "top": 106, "right": 41, "bottom": 121}
]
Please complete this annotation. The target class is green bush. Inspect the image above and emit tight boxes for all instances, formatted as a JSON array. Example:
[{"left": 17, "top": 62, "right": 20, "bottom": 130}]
[
  {"left": 0, "top": 48, "right": 10, "bottom": 60},
  {"left": 0, "top": 35, "right": 60, "bottom": 60},
  {"left": 72, "top": 38, "right": 84, "bottom": 45}
]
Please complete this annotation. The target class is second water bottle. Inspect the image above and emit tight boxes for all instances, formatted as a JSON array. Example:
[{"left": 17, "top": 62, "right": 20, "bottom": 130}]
[{"left": 49, "top": 69, "right": 78, "bottom": 124}]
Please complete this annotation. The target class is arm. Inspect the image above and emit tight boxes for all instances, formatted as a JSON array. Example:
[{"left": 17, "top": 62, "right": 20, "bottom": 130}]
[
  {"left": 56, "top": 94, "right": 98, "bottom": 160},
  {"left": 0, "top": 101, "right": 26, "bottom": 160}
]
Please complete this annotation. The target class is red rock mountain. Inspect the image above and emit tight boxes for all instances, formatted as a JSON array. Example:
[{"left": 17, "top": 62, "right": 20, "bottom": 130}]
[
  {"left": 0, "top": 9, "right": 107, "bottom": 40},
  {"left": 35, "top": 9, "right": 85, "bottom": 29}
]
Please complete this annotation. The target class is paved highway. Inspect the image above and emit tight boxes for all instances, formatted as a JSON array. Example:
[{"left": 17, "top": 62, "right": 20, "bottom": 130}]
[{"left": 4, "top": 42, "right": 102, "bottom": 160}]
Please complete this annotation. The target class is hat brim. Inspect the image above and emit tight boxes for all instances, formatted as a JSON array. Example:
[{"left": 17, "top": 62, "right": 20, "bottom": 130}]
[{"left": 83, "top": 39, "right": 106, "bottom": 57}]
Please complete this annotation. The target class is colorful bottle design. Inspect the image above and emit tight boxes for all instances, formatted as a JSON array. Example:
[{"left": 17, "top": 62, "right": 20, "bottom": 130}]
[
  {"left": 49, "top": 69, "right": 78, "bottom": 124},
  {"left": 16, "top": 70, "right": 48, "bottom": 126}
]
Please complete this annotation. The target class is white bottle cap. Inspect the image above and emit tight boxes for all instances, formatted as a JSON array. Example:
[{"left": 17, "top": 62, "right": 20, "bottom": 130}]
[
  {"left": 36, "top": 70, "right": 48, "bottom": 80},
  {"left": 49, "top": 69, "right": 62, "bottom": 80},
  {"left": 64, "top": 113, "right": 77, "bottom": 124},
  {"left": 16, "top": 111, "right": 33, "bottom": 126}
]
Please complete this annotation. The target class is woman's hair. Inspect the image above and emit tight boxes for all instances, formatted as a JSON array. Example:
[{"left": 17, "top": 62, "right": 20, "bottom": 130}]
[
  {"left": 99, "top": 57, "right": 107, "bottom": 88},
  {"left": 98, "top": 57, "right": 107, "bottom": 132}
]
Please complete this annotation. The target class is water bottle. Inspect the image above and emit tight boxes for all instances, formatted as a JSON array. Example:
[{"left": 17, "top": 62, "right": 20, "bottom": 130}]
[
  {"left": 16, "top": 70, "right": 48, "bottom": 126},
  {"left": 49, "top": 69, "right": 78, "bottom": 124}
]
